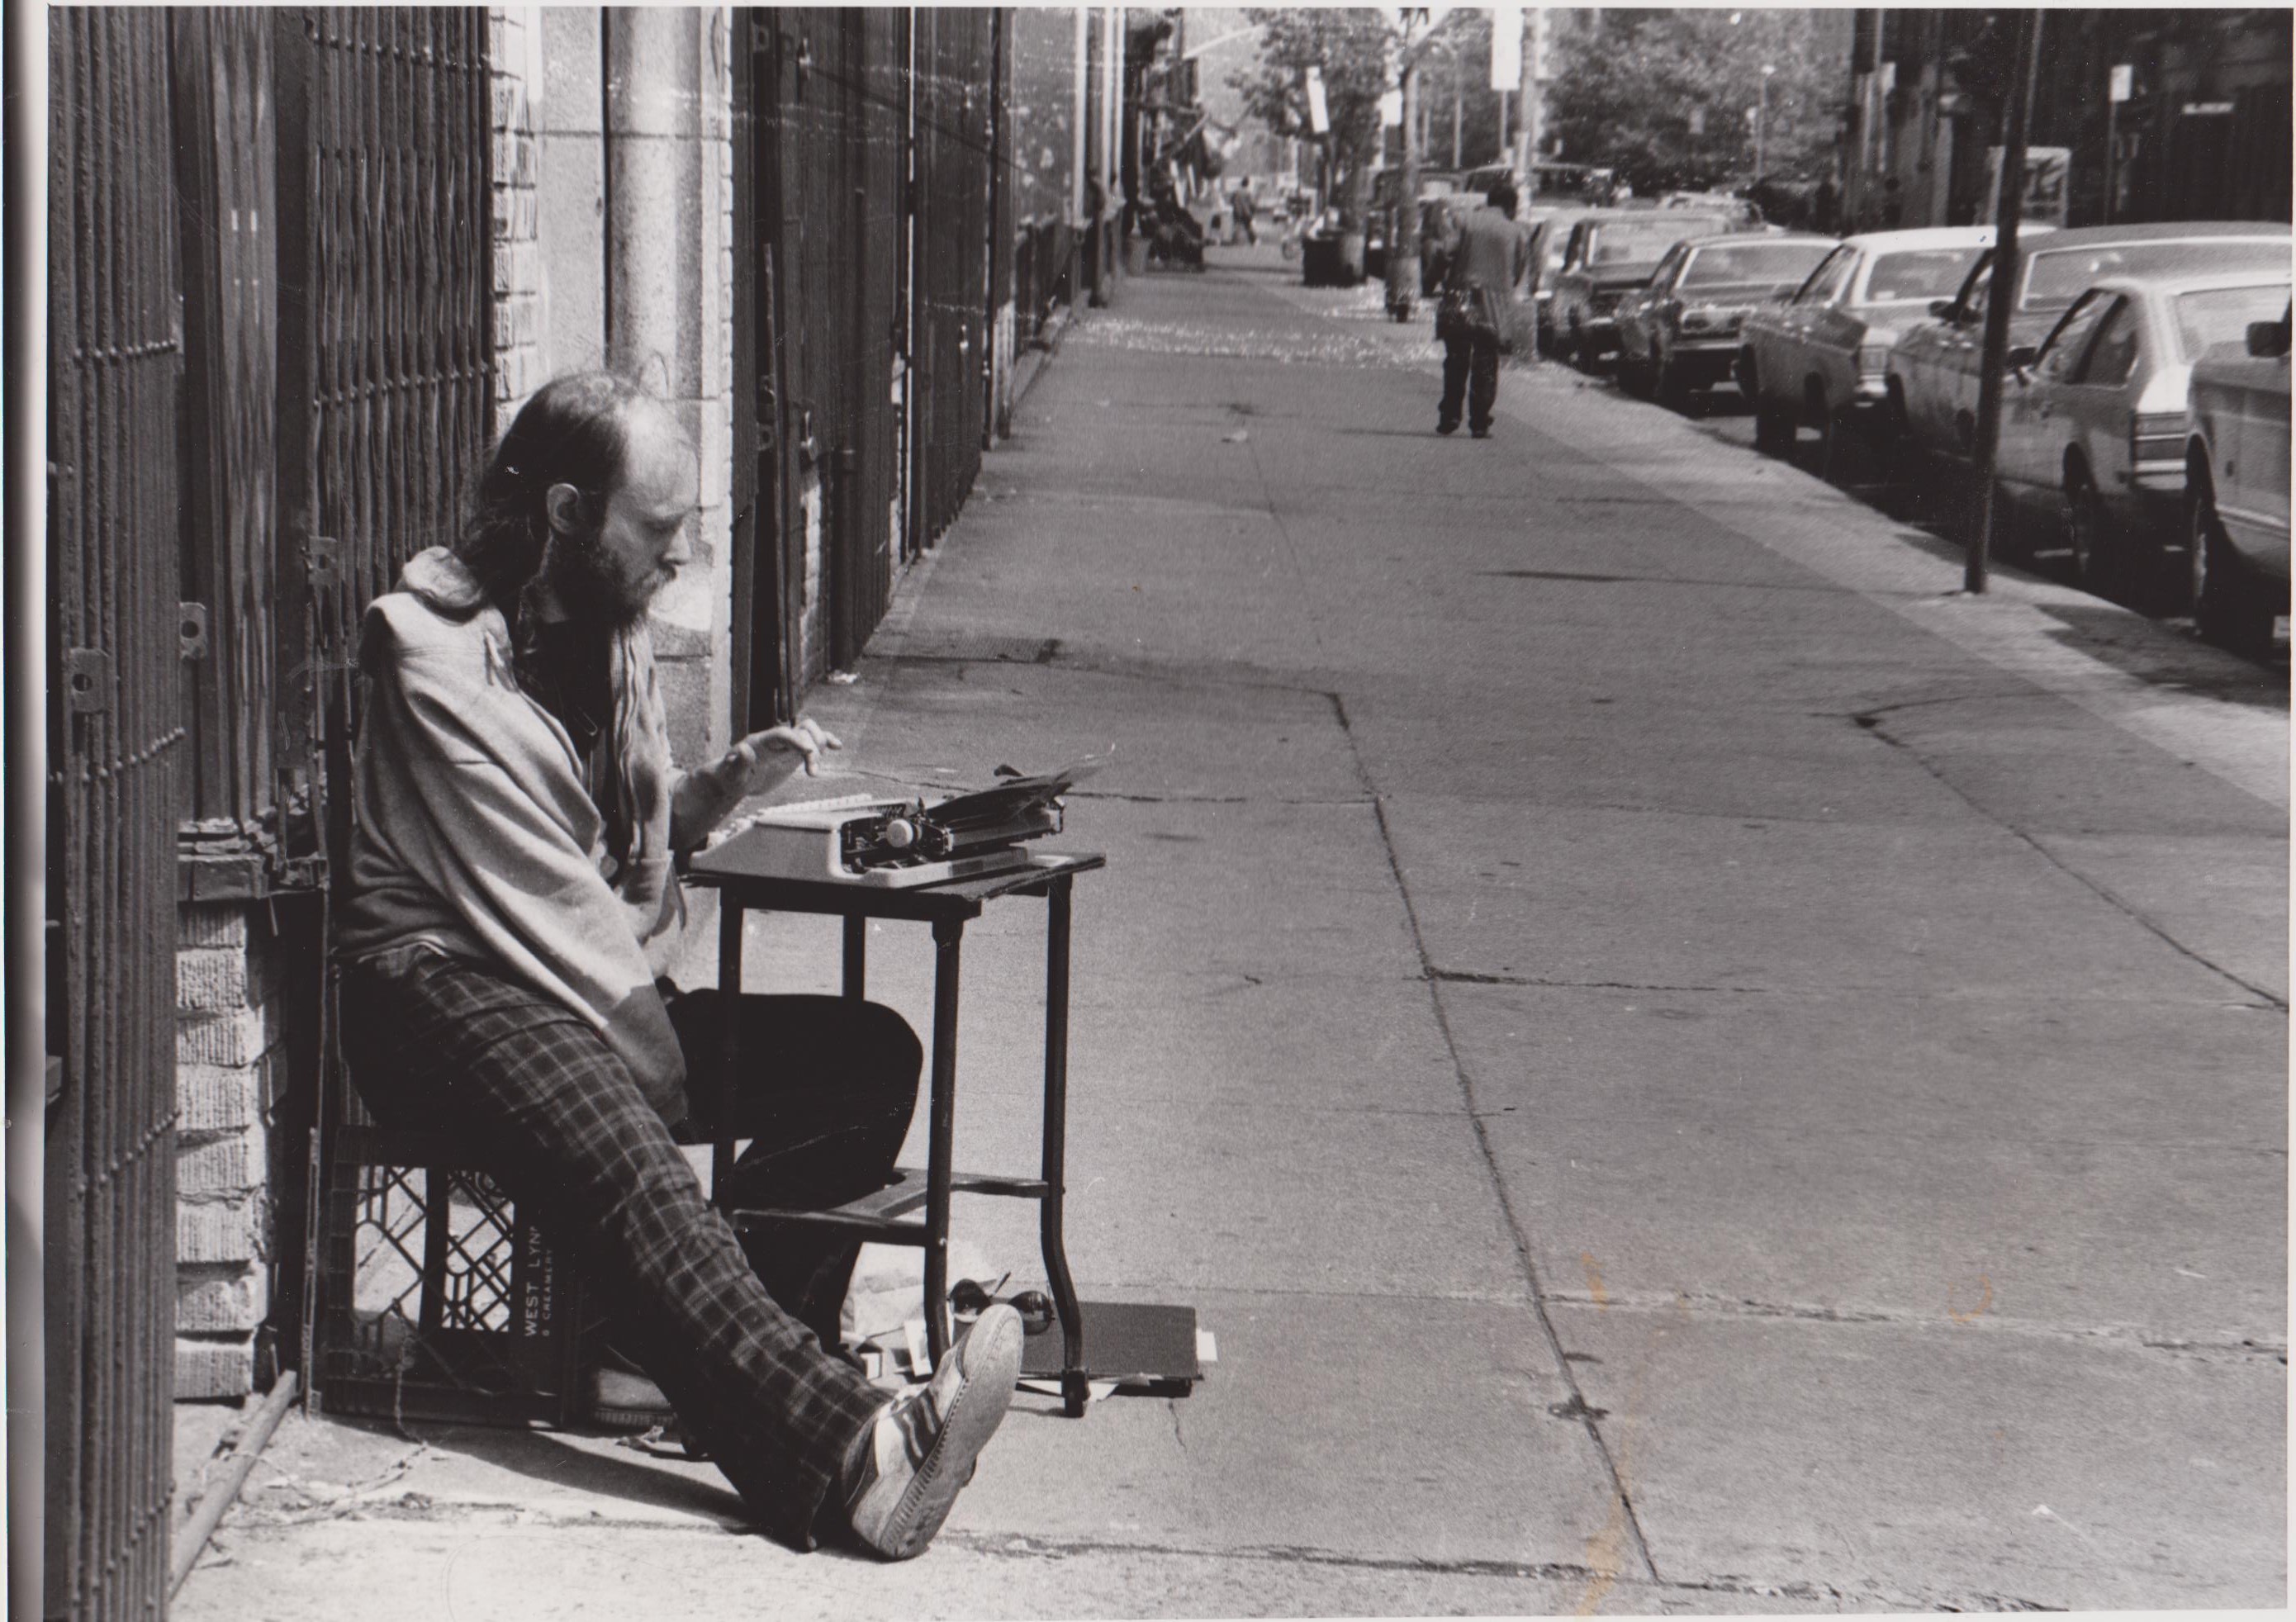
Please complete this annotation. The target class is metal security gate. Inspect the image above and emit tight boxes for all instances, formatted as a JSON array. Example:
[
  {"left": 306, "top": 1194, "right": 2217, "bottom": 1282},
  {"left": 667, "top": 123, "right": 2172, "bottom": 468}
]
[
  {"left": 46, "top": 11, "right": 187, "bottom": 1617},
  {"left": 738, "top": 7, "right": 1009, "bottom": 717},
  {"left": 273, "top": 7, "right": 493, "bottom": 780},
  {"left": 744, "top": 8, "right": 909, "bottom": 700},
  {"left": 913, "top": 7, "right": 996, "bottom": 550},
  {"left": 268, "top": 7, "right": 499, "bottom": 1413}
]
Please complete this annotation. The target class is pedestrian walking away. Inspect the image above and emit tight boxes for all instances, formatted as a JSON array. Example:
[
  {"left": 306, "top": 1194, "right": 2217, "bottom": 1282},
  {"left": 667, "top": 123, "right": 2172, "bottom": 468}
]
[
  {"left": 1435, "top": 179, "right": 1531, "bottom": 439},
  {"left": 330, "top": 370, "right": 1027, "bottom": 1560}
]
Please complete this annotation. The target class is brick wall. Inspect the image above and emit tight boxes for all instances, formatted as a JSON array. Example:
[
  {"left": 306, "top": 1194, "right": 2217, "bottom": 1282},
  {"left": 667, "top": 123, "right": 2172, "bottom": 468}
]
[{"left": 174, "top": 903, "right": 287, "bottom": 1398}]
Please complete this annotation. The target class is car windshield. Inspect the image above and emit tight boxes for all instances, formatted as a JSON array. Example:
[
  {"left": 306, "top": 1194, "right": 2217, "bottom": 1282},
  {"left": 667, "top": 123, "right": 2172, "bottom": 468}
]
[
  {"left": 2026, "top": 240, "right": 2291, "bottom": 310},
  {"left": 2173, "top": 283, "right": 2295, "bottom": 362},
  {"left": 1682, "top": 241, "right": 1833, "bottom": 287},
  {"left": 1592, "top": 218, "right": 1722, "bottom": 264},
  {"left": 1862, "top": 248, "right": 1986, "bottom": 303}
]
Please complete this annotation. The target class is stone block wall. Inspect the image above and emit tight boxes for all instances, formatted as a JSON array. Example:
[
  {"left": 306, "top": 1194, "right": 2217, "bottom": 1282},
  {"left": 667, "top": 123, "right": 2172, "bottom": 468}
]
[
  {"left": 491, "top": 8, "right": 548, "bottom": 421},
  {"left": 606, "top": 7, "right": 737, "bottom": 765},
  {"left": 173, "top": 903, "right": 288, "bottom": 1398}
]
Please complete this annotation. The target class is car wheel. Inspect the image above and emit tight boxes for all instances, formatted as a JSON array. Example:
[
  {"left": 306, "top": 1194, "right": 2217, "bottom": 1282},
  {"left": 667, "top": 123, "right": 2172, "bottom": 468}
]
[
  {"left": 1810, "top": 391, "right": 1848, "bottom": 481},
  {"left": 2063, "top": 463, "right": 2118, "bottom": 595},
  {"left": 2191, "top": 475, "right": 2277, "bottom": 655},
  {"left": 1655, "top": 349, "right": 1691, "bottom": 410},
  {"left": 1752, "top": 388, "right": 1794, "bottom": 455}
]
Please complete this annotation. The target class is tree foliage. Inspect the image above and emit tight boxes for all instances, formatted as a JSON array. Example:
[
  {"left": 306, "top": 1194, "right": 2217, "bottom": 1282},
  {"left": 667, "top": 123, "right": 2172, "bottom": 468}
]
[
  {"left": 1416, "top": 7, "right": 1511, "bottom": 173},
  {"left": 1230, "top": 8, "right": 1399, "bottom": 225},
  {"left": 1545, "top": 9, "right": 1841, "bottom": 195}
]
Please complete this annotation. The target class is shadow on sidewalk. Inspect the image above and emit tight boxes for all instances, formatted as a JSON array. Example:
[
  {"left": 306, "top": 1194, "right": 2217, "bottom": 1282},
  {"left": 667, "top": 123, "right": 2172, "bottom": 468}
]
[{"left": 330, "top": 1411, "right": 756, "bottom": 1529}]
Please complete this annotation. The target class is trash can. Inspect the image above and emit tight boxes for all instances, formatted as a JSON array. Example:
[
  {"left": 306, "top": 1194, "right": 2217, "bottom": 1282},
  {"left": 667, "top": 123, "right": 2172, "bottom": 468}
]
[{"left": 1300, "top": 231, "right": 1342, "bottom": 287}]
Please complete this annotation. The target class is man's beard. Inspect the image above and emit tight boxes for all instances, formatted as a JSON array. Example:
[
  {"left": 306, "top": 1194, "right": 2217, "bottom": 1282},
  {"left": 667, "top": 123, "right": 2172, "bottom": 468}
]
[{"left": 544, "top": 527, "right": 657, "bottom": 633}]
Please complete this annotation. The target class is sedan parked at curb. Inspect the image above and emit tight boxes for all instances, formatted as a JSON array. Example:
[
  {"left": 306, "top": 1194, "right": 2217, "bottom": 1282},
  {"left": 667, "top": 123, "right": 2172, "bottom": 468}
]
[
  {"left": 1525, "top": 207, "right": 1597, "bottom": 347},
  {"left": 2186, "top": 302, "right": 2292, "bottom": 652},
  {"left": 1992, "top": 269, "right": 2291, "bottom": 595},
  {"left": 1616, "top": 234, "right": 1837, "bottom": 406},
  {"left": 1890, "top": 222, "right": 2292, "bottom": 463},
  {"left": 1546, "top": 210, "right": 1753, "bottom": 368},
  {"left": 1735, "top": 226, "right": 2015, "bottom": 477}
]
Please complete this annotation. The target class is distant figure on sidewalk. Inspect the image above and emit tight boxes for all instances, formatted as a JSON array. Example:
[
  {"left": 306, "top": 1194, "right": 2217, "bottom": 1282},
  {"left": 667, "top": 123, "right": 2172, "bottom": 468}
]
[
  {"left": 1232, "top": 187, "right": 1258, "bottom": 245},
  {"left": 333, "top": 372, "right": 1027, "bottom": 1560},
  {"left": 1435, "top": 180, "right": 1531, "bottom": 439}
]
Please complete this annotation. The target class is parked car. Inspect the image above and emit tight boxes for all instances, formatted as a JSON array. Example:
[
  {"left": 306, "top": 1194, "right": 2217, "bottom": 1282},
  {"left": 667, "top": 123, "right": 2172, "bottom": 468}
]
[
  {"left": 1369, "top": 169, "right": 1463, "bottom": 288},
  {"left": 1419, "top": 195, "right": 1466, "bottom": 296},
  {"left": 1736, "top": 225, "right": 2009, "bottom": 473},
  {"left": 1659, "top": 189, "right": 1762, "bottom": 224},
  {"left": 1459, "top": 162, "right": 1522, "bottom": 209},
  {"left": 1547, "top": 210, "right": 1753, "bottom": 368},
  {"left": 1525, "top": 207, "right": 1597, "bottom": 347},
  {"left": 2185, "top": 301, "right": 2292, "bottom": 651},
  {"left": 1989, "top": 270, "right": 2290, "bottom": 594},
  {"left": 1890, "top": 222, "right": 2291, "bottom": 462},
  {"left": 1531, "top": 159, "right": 1617, "bottom": 206},
  {"left": 1615, "top": 234, "right": 1837, "bottom": 406}
]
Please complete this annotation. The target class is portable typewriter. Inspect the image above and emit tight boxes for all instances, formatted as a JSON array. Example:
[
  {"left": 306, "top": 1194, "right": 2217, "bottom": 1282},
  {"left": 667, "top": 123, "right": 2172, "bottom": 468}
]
[{"left": 690, "top": 756, "right": 1103, "bottom": 889}]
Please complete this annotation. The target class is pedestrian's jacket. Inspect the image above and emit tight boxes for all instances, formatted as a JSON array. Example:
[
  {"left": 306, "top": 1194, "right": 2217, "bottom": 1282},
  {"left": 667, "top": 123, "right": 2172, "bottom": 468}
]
[
  {"left": 1444, "top": 209, "right": 1532, "bottom": 333},
  {"left": 334, "top": 547, "right": 690, "bottom": 1118}
]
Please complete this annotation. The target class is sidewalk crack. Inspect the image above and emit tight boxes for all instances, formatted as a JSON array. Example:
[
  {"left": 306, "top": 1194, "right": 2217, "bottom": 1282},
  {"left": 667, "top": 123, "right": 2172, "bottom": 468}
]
[
  {"left": 1850, "top": 709, "right": 2288, "bottom": 1010},
  {"left": 1356, "top": 776, "right": 1661, "bottom": 1586}
]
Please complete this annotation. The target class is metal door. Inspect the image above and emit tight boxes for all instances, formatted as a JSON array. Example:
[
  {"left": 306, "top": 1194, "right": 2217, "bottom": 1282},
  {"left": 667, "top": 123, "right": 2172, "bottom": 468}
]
[{"left": 46, "top": 11, "right": 186, "bottom": 1616}]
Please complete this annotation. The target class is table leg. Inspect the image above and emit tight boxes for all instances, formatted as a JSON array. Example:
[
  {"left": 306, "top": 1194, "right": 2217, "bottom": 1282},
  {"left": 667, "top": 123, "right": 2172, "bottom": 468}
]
[
  {"left": 714, "top": 899, "right": 744, "bottom": 1199},
  {"left": 923, "top": 918, "right": 963, "bottom": 1368},
  {"left": 1040, "top": 876, "right": 1089, "bottom": 1416},
  {"left": 842, "top": 913, "right": 866, "bottom": 1001}
]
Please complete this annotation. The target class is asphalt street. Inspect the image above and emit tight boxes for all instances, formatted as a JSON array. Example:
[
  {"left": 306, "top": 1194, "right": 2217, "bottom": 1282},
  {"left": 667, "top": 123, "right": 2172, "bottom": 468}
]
[{"left": 173, "top": 241, "right": 2287, "bottom": 1620}]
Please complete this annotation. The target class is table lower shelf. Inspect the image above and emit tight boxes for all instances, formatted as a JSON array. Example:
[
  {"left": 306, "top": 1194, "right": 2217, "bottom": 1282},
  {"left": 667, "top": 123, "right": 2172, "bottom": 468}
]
[
  {"left": 1022, "top": 1301, "right": 1203, "bottom": 1393},
  {"left": 727, "top": 1164, "right": 1046, "bottom": 1245}
]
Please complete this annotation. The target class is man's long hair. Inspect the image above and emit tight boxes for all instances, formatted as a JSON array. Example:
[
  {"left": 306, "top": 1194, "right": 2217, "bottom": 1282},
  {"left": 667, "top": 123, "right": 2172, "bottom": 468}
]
[
  {"left": 455, "top": 371, "right": 646, "bottom": 610},
  {"left": 454, "top": 370, "right": 666, "bottom": 878}
]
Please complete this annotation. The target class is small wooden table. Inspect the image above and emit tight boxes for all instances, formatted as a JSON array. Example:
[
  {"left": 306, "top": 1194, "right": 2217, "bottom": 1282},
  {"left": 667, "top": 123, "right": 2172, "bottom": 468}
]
[{"left": 685, "top": 851, "right": 1105, "bottom": 1416}]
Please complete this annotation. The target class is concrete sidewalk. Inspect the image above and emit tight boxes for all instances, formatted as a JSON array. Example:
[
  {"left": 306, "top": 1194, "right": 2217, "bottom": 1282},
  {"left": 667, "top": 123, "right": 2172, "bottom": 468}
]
[{"left": 174, "top": 244, "right": 2285, "bottom": 1619}]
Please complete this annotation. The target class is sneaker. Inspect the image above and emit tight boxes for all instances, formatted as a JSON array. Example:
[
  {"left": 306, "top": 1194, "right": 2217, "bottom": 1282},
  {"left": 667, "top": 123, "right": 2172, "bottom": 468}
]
[
  {"left": 1470, "top": 425, "right": 1492, "bottom": 439},
  {"left": 842, "top": 1303, "right": 1024, "bottom": 1560},
  {"left": 1436, "top": 418, "right": 1461, "bottom": 436}
]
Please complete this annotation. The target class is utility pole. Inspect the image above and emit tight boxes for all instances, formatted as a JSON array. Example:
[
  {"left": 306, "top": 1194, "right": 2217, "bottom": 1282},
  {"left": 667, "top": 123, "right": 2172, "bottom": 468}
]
[
  {"left": 1753, "top": 64, "right": 1773, "bottom": 181},
  {"left": 1964, "top": 9, "right": 2043, "bottom": 595},
  {"left": 2104, "top": 63, "right": 2132, "bottom": 225},
  {"left": 1389, "top": 55, "right": 1421, "bottom": 320},
  {"left": 1072, "top": 7, "right": 1089, "bottom": 229},
  {"left": 1514, "top": 7, "right": 1535, "bottom": 179},
  {"left": 1452, "top": 63, "right": 1462, "bottom": 168},
  {"left": 1525, "top": 8, "right": 1547, "bottom": 190}
]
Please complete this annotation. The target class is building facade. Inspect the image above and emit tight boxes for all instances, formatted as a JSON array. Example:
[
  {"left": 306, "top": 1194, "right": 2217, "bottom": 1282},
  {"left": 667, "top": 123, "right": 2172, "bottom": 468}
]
[{"left": 1843, "top": 7, "right": 2293, "bottom": 233}]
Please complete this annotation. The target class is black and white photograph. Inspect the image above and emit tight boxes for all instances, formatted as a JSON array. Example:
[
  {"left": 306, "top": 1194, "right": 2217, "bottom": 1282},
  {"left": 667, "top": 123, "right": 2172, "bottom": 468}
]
[{"left": 14, "top": 4, "right": 2290, "bottom": 1617}]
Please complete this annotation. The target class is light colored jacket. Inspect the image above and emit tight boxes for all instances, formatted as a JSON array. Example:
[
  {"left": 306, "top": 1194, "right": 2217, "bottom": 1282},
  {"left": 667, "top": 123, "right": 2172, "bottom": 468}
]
[
  {"left": 1445, "top": 209, "right": 1533, "bottom": 329},
  {"left": 334, "top": 548, "right": 688, "bottom": 1117}
]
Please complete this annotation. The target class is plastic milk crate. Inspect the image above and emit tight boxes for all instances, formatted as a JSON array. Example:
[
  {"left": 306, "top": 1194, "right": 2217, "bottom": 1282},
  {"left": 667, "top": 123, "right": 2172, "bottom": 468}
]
[{"left": 315, "top": 1118, "right": 594, "bottom": 1427}]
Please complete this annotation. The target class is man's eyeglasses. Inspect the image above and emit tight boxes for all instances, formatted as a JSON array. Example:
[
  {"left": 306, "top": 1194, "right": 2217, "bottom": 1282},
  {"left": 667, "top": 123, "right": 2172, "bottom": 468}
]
[{"left": 950, "top": 1276, "right": 1054, "bottom": 1335}]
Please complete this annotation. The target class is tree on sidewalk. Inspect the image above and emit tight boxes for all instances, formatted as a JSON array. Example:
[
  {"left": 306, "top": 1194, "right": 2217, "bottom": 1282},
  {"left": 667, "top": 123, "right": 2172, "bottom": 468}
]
[
  {"left": 1545, "top": 8, "right": 1840, "bottom": 197},
  {"left": 1231, "top": 7, "right": 1400, "bottom": 229}
]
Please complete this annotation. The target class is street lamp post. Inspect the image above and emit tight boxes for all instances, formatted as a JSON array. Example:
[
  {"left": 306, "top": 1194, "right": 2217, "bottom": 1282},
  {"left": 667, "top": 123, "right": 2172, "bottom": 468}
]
[{"left": 1754, "top": 62, "right": 1775, "bottom": 181}]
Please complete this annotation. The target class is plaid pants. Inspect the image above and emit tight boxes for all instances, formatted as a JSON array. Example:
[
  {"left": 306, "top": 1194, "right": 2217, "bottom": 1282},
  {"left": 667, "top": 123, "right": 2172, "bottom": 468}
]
[{"left": 339, "top": 945, "right": 916, "bottom": 1548}]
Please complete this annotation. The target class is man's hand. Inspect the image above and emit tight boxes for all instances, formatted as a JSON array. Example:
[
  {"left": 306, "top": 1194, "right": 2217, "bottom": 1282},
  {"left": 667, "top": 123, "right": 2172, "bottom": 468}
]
[
  {"left": 714, "top": 718, "right": 842, "bottom": 795},
  {"left": 671, "top": 717, "right": 842, "bottom": 851}
]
